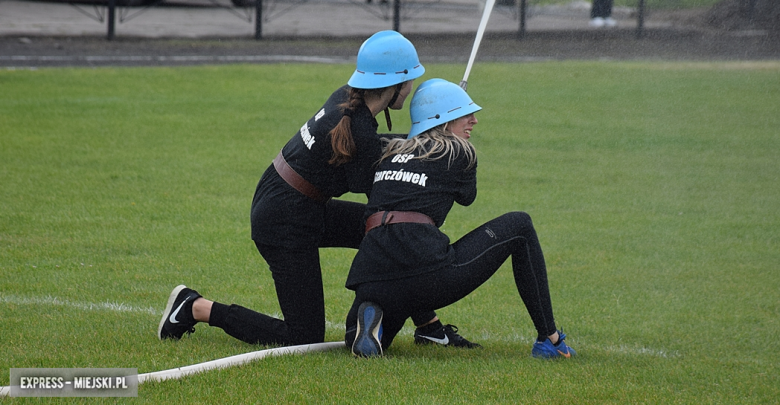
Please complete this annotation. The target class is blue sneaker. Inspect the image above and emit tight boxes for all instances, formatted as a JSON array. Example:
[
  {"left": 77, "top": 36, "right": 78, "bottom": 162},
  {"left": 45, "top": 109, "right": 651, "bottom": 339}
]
[
  {"left": 532, "top": 331, "right": 576, "bottom": 359},
  {"left": 352, "top": 301, "right": 383, "bottom": 357}
]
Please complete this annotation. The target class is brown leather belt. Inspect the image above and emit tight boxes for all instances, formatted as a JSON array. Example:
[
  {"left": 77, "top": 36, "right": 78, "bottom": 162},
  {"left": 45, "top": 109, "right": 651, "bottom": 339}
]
[
  {"left": 272, "top": 151, "right": 331, "bottom": 204},
  {"left": 365, "top": 211, "right": 435, "bottom": 235}
]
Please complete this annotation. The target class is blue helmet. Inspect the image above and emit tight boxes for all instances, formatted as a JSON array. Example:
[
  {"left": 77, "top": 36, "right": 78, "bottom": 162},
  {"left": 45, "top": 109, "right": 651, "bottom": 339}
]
[
  {"left": 348, "top": 31, "right": 425, "bottom": 90},
  {"left": 408, "top": 79, "right": 482, "bottom": 138}
]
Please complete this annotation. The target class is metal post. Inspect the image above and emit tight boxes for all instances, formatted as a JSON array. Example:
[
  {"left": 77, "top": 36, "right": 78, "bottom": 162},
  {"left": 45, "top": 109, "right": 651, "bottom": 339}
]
[
  {"left": 107, "top": 0, "right": 116, "bottom": 40},
  {"left": 636, "top": 0, "right": 645, "bottom": 39},
  {"left": 518, "top": 0, "right": 526, "bottom": 39},
  {"left": 255, "top": 0, "right": 262, "bottom": 40},
  {"left": 393, "top": 0, "right": 400, "bottom": 32}
]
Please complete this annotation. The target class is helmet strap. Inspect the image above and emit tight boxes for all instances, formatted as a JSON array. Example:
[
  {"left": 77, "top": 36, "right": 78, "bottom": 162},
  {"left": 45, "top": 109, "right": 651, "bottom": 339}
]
[
  {"left": 384, "top": 108, "right": 392, "bottom": 131},
  {"left": 384, "top": 84, "right": 403, "bottom": 131}
]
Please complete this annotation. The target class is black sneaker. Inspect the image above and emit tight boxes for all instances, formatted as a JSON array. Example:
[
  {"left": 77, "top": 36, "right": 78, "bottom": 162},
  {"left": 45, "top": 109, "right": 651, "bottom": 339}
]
[
  {"left": 352, "top": 301, "right": 383, "bottom": 357},
  {"left": 414, "top": 324, "right": 482, "bottom": 348},
  {"left": 158, "top": 285, "right": 201, "bottom": 340}
]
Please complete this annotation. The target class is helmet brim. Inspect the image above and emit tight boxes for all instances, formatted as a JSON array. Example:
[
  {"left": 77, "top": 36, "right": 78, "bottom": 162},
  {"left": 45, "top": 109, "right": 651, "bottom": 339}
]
[
  {"left": 348, "top": 65, "right": 425, "bottom": 90},
  {"left": 408, "top": 102, "right": 481, "bottom": 138}
]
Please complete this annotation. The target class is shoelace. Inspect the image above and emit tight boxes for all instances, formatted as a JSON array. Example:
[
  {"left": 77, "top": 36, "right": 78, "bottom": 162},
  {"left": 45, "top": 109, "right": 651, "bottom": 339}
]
[{"left": 442, "top": 325, "right": 469, "bottom": 344}]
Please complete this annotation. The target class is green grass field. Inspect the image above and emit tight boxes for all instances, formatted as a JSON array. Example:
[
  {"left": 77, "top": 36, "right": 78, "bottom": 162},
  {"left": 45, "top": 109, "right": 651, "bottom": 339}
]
[{"left": 1, "top": 60, "right": 779, "bottom": 403}]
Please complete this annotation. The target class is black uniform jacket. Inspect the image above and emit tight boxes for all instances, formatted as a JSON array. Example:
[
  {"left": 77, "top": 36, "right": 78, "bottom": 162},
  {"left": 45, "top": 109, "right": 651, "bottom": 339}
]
[
  {"left": 250, "top": 85, "right": 382, "bottom": 248},
  {"left": 346, "top": 145, "right": 477, "bottom": 289}
]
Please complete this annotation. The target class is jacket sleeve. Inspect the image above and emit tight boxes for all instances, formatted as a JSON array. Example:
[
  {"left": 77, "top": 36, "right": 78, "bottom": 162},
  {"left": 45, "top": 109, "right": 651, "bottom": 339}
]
[
  {"left": 454, "top": 157, "right": 477, "bottom": 207},
  {"left": 343, "top": 133, "right": 383, "bottom": 196}
]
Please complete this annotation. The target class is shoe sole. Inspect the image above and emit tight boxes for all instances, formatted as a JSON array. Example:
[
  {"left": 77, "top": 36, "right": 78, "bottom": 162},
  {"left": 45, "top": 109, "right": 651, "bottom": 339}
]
[
  {"left": 352, "top": 302, "right": 383, "bottom": 357},
  {"left": 157, "top": 284, "right": 187, "bottom": 340}
]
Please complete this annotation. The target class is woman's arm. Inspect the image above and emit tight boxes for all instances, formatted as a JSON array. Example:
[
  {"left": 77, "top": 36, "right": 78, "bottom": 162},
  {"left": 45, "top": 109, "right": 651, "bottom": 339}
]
[{"left": 455, "top": 161, "right": 478, "bottom": 206}]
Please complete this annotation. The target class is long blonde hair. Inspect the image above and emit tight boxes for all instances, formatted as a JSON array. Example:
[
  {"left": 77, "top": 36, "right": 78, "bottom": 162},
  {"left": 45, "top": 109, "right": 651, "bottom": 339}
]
[{"left": 380, "top": 125, "right": 476, "bottom": 169}]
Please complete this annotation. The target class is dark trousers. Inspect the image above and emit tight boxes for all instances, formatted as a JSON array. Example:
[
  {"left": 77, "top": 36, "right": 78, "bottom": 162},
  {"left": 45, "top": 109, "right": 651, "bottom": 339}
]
[
  {"left": 346, "top": 211, "right": 558, "bottom": 350},
  {"left": 210, "top": 199, "right": 437, "bottom": 345},
  {"left": 591, "top": 0, "right": 613, "bottom": 18}
]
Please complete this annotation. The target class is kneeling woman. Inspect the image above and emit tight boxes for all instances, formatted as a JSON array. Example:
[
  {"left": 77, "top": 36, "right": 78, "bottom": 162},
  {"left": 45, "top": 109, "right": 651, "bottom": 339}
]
[{"left": 345, "top": 79, "right": 576, "bottom": 359}]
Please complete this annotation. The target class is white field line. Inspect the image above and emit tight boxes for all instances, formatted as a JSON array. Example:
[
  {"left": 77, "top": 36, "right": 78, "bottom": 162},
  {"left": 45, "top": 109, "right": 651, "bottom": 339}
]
[
  {"left": 0, "top": 293, "right": 160, "bottom": 315},
  {"left": 1, "top": 293, "right": 356, "bottom": 333},
  {"left": 476, "top": 332, "right": 680, "bottom": 358},
  {"left": 601, "top": 344, "right": 680, "bottom": 358},
  {"left": 1, "top": 294, "right": 680, "bottom": 358}
]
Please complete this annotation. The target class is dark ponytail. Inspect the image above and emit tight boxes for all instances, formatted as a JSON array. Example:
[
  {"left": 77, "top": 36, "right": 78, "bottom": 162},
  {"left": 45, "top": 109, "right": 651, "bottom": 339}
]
[
  {"left": 328, "top": 88, "right": 365, "bottom": 166},
  {"left": 328, "top": 87, "right": 394, "bottom": 166},
  {"left": 328, "top": 87, "right": 379, "bottom": 165}
]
